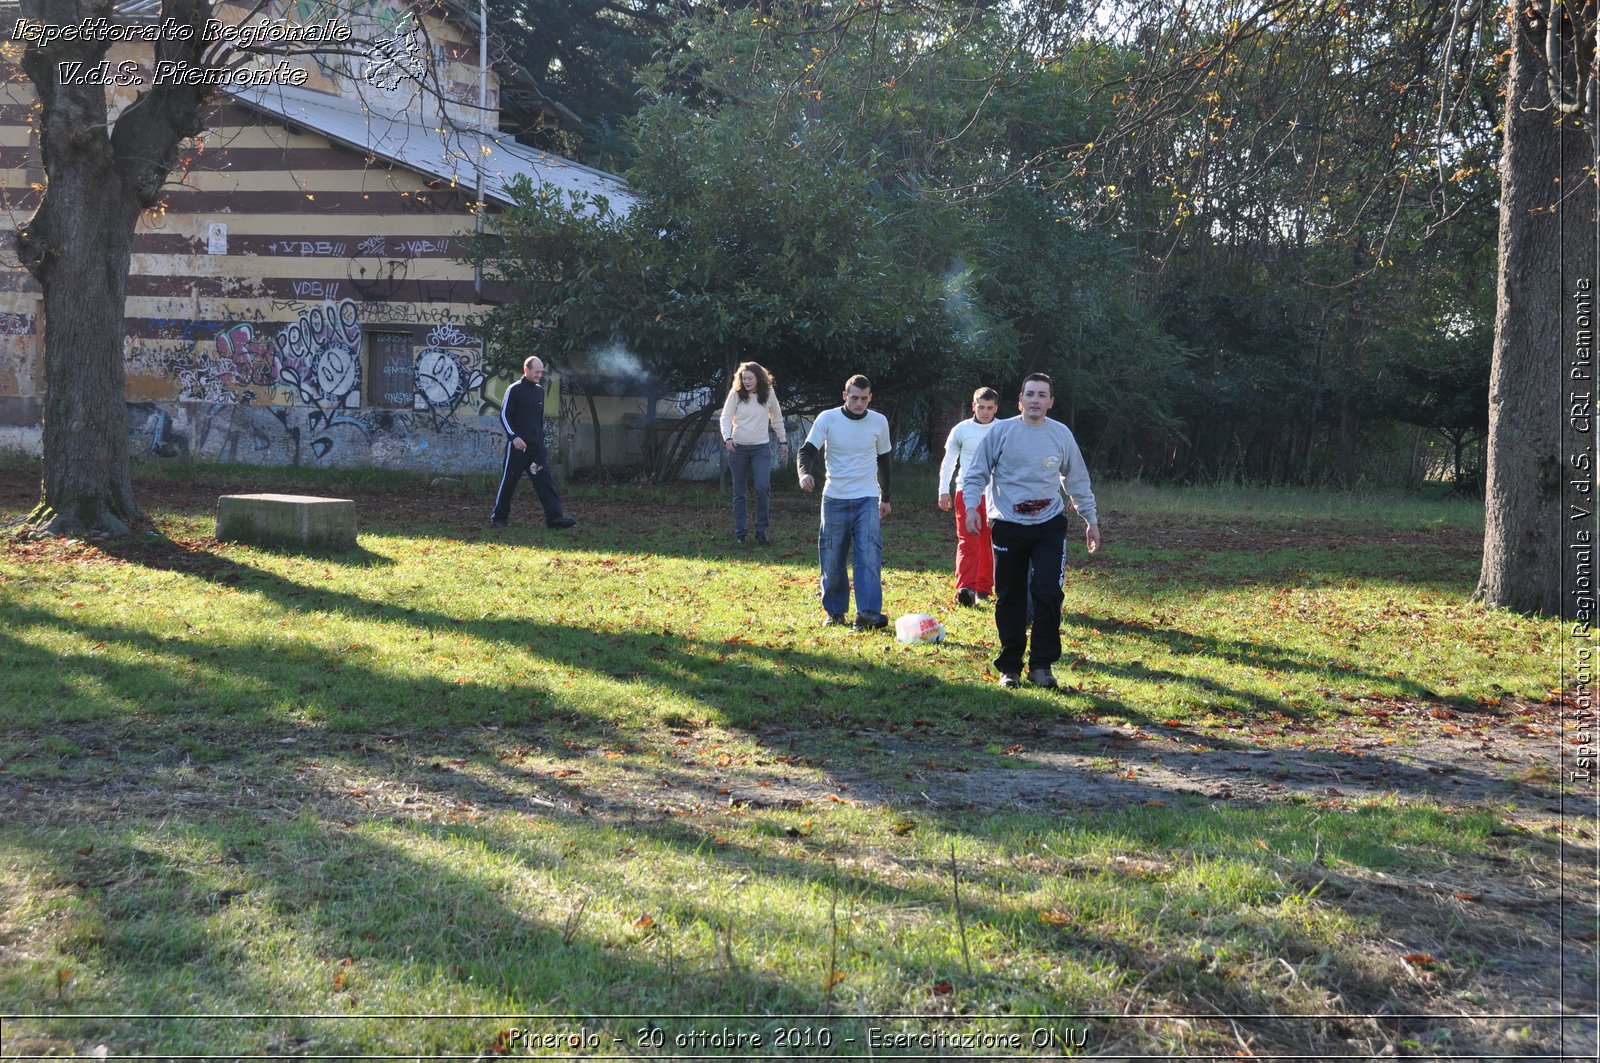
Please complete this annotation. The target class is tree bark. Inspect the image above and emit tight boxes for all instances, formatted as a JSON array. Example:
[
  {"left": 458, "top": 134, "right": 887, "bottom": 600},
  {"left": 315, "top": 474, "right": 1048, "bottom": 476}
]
[
  {"left": 1475, "top": 8, "right": 1597, "bottom": 616},
  {"left": 20, "top": 92, "right": 142, "bottom": 532},
  {"left": 1335, "top": 392, "right": 1361, "bottom": 489},
  {"left": 15, "top": 0, "right": 212, "bottom": 535}
]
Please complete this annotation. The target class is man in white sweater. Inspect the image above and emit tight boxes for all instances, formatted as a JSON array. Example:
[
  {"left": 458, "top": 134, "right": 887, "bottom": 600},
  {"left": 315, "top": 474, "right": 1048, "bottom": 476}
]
[
  {"left": 937, "top": 386, "right": 1001, "bottom": 606},
  {"left": 961, "top": 372, "right": 1101, "bottom": 689}
]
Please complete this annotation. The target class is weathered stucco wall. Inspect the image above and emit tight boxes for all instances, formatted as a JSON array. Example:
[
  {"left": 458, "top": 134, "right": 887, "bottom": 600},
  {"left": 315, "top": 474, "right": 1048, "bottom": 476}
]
[{"left": 126, "top": 399, "right": 510, "bottom": 472}]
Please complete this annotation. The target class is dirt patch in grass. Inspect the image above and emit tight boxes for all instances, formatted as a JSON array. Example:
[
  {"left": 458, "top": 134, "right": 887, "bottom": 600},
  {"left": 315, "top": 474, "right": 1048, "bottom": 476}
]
[
  {"left": 3, "top": 693, "right": 1579, "bottom": 831},
  {"left": 845, "top": 695, "right": 1576, "bottom": 820},
  {"left": 2, "top": 705, "right": 1593, "bottom": 1059}
]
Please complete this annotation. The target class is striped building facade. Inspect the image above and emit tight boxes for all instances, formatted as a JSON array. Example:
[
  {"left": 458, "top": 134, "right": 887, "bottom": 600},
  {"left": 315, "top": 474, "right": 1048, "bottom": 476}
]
[{"left": 0, "top": 0, "right": 632, "bottom": 472}]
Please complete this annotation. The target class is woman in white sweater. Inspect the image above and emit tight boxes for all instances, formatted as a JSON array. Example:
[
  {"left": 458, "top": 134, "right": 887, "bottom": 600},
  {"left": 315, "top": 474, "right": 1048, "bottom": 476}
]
[{"left": 719, "top": 361, "right": 788, "bottom": 544}]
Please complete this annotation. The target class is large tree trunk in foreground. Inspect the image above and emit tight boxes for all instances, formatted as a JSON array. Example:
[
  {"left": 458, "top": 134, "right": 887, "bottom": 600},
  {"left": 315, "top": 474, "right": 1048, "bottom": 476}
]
[
  {"left": 1475, "top": 9, "right": 1598, "bottom": 616},
  {"left": 14, "top": 0, "right": 211, "bottom": 535},
  {"left": 21, "top": 107, "right": 144, "bottom": 534}
]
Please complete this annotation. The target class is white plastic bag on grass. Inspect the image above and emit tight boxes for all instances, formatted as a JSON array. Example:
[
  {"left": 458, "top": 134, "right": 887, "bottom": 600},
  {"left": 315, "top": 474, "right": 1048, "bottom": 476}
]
[{"left": 895, "top": 613, "right": 946, "bottom": 644}]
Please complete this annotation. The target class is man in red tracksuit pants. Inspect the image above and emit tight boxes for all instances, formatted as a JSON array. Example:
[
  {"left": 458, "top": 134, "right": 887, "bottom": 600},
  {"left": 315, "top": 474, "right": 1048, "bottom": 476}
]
[{"left": 936, "top": 387, "right": 1001, "bottom": 607}]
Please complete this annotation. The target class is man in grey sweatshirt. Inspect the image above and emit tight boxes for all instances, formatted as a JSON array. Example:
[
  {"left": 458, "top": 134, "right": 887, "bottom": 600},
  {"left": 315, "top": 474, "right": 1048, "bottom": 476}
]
[{"left": 960, "top": 372, "right": 1101, "bottom": 688}]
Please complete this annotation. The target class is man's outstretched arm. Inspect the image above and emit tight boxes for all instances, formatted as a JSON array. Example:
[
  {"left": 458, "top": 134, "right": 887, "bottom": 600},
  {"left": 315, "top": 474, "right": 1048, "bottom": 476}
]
[{"left": 797, "top": 442, "right": 821, "bottom": 491}]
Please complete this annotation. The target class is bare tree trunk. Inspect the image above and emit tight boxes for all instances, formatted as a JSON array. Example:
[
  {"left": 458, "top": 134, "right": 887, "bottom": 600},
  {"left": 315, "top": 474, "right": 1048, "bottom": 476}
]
[
  {"left": 583, "top": 389, "right": 604, "bottom": 481},
  {"left": 23, "top": 138, "right": 143, "bottom": 533},
  {"left": 15, "top": 0, "right": 211, "bottom": 535},
  {"left": 651, "top": 403, "right": 718, "bottom": 484},
  {"left": 1475, "top": 11, "right": 1597, "bottom": 616},
  {"left": 1334, "top": 393, "right": 1361, "bottom": 489}
]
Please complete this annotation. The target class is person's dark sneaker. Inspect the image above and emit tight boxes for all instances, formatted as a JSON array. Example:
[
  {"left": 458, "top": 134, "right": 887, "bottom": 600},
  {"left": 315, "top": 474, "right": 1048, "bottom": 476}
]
[
  {"left": 997, "top": 672, "right": 1021, "bottom": 689},
  {"left": 823, "top": 613, "right": 849, "bottom": 627},
  {"left": 1027, "top": 667, "right": 1058, "bottom": 689},
  {"left": 735, "top": 533, "right": 747, "bottom": 544},
  {"left": 956, "top": 587, "right": 977, "bottom": 607},
  {"left": 853, "top": 611, "right": 888, "bottom": 631},
  {"left": 546, "top": 515, "right": 577, "bottom": 529},
  {"left": 489, "top": 517, "right": 509, "bottom": 528},
  {"left": 975, "top": 592, "right": 992, "bottom": 603},
  {"left": 755, "top": 533, "right": 771, "bottom": 545}
]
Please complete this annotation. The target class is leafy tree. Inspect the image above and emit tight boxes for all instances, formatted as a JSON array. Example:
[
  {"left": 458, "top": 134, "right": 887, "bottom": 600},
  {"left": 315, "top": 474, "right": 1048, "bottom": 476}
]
[
  {"left": 473, "top": 1, "right": 1195, "bottom": 476},
  {"left": 479, "top": 0, "right": 1513, "bottom": 505},
  {"left": 472, "top": 2, "right": 1049, "bottom": 477},
  {"left": 967, "top": 184, "right": 1184, "bottom": 473},
  {"left": 1059, "top": 3, "right": 1496, "bottom": 483},
  {"left": 473, "top": 120, "right": 967, "bottom": 477},
  {"left": 1050, "top": 0, "right": 1587, "bottom": 612},
  {"left": 481, "top": 0, "right": 693, "bottom": 163},
  {"left": 1382, "top": 327, "right": 1491, "bottom": 491}
]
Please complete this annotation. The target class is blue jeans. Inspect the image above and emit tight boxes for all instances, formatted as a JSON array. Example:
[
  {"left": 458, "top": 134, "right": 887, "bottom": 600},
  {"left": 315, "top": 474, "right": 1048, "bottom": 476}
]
[
  {"left": 818, "top": 495, "right": 882, "bottom": 616},
  {"left": 729, "top": 442, "right": 772, "bottom": 538}
]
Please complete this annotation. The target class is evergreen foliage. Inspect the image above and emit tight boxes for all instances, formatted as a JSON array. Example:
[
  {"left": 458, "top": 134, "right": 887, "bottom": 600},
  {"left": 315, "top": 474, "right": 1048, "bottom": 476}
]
[{"left": 476, "top": 0, "right": 1503, "bottom": 489}]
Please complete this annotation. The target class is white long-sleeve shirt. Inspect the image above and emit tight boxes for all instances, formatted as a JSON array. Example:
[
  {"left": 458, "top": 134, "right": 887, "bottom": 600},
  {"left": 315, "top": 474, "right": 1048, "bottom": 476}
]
[
  {"left": 720, "top": 389, "right": 785, "bottom": 445},
  {"left": 937, "top": 416, "right": 998, "bottom": 498}
]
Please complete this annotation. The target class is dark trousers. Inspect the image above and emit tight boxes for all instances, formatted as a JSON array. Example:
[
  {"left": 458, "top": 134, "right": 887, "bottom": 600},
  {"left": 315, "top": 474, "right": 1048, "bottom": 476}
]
[
  {"left": 729, "top": 442, "right": 773, "bottom": 538},
  {"left": 490, "top": 442, "right": 564, "bottom": 524},
  {"left": 991, "top": 514, "right": 1068, "bottom": 674}
]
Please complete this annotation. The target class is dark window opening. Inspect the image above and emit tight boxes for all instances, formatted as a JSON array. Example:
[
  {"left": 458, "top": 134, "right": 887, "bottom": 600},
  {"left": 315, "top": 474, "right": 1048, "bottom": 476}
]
[{"left": 366, "top": 330, "right": 414, "bottom": 409}]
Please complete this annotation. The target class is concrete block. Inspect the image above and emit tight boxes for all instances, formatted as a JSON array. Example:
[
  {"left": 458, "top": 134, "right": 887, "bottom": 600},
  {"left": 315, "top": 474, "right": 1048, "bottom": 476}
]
[{"left": 216, "top": 493, "right": 357, "bottom": 549}]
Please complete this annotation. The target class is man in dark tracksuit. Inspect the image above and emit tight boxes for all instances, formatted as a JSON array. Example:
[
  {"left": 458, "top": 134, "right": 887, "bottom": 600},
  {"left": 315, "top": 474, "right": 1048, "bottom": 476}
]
[{"left": 490, "top": 356, "right": 576, "bottom": 529}]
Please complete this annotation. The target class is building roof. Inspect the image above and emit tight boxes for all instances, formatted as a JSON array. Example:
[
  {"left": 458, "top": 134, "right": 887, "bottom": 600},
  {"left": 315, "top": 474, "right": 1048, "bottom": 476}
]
[{"left": 225, "top": 82, "right": 634, "bottom": 213}]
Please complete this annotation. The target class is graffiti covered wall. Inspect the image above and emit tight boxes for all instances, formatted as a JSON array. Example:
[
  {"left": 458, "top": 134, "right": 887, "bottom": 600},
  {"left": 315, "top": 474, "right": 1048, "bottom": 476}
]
[
  {"left": 0, "top": 112, "right": 513, "bottom": 473},
  {"left": 0, "top": 0, "right": 516, "bottom": 477},
  {"left": 0, "top": 0, "right": 633, "bottom": 479},
  {"left": 117, "top": 295, "right": 508, "bottom": 471},
  {"left": 128, "top": 399, "right": 509, "bottom": 472},
  {"left": 95, "top": 288, "right": 502, "bottom": 471}
]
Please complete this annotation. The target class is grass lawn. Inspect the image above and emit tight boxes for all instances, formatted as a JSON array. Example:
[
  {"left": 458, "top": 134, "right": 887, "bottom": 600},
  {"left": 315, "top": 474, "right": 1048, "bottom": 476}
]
[{"left": 0, "top": 459, "right": 1592, "bottom": 1060}]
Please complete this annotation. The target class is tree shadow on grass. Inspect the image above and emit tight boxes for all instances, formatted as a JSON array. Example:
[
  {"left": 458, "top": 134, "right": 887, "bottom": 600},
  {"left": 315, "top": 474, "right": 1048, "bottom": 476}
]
[
  {"left": 566, "top": 814, "right": 1446, "bottom": 1053},
  {"left": 104, "top": 531, "right": 1473, "bottom": 715},
  {"left": 0, "top": 813, "right": 844, "bottom": 1058},
  {"left": 0, "top": 583, "right": 1420, "bottom": 745},
  {"left": 0, "top": 571, "right": 1554, "bottom": 856},
  {"left": 393, "top": 513, "right": 1483, "bottom": 597},
  {"left": 2, "top": 474, "right": 1577, "bottom": 1055},
  {"left": 0, "top": 519, "right": 1540, "bottom": 828},
  {"left": 206, "top": 538, "right": 398, "bottom": 568},
  {"left": 1061, "top": 610, "right": 1449, "bottom": 706},
  {"left": 0, "top": 592, "right": 1584, "bottom": 1060},
  {"left": 64, "top": 463, "right": 1489, "bottom": 597}
]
